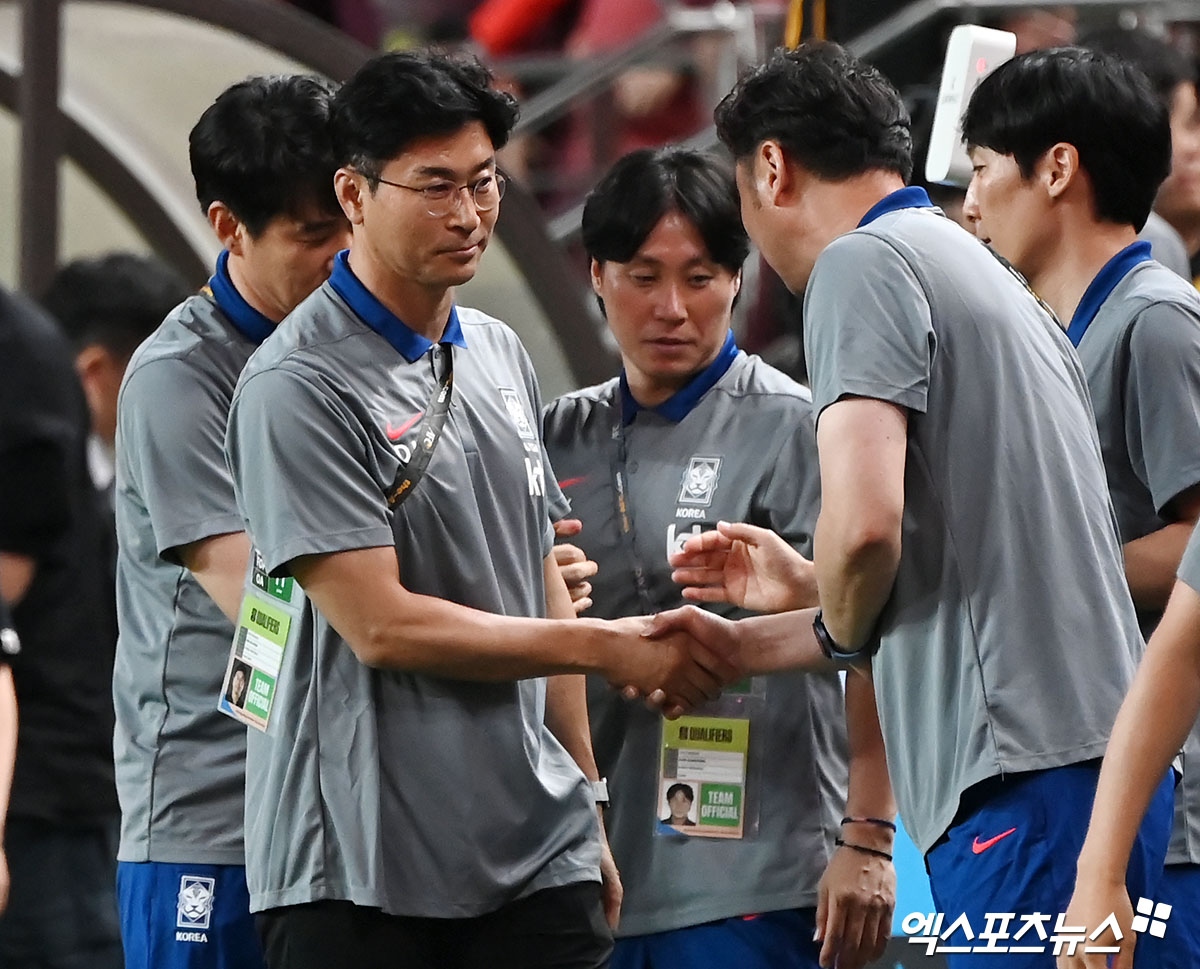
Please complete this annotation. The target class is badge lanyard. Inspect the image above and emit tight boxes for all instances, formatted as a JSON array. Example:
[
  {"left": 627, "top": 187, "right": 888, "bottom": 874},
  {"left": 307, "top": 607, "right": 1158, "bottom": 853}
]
[
  {"left": 387, "top": 346, "right": 454, "bottom": 508},
  {"left": 611, "top": 418, "right": 656, "bottom": 615}
]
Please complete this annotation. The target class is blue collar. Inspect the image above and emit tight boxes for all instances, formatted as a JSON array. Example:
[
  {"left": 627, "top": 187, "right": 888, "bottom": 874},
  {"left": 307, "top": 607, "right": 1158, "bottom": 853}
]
[
  {"left": 858, "top": 186, "right": 934, "bottom": 228},
  {"left": 207, "top": 250, "right": 275, "bottom": 345},
  {"left": 1066, "top": 241, "right": 1153, "bottom": 347},
  {"left": 620, "top": 331, "right": 739, "bottom": 426},
  {"left": 328, "top": 250, "right": 468, "bottom": 362}
]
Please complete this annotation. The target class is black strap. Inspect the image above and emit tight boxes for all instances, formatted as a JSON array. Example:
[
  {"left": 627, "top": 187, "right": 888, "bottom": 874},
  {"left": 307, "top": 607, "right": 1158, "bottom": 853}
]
[
  {"left": 610, "top": 418, "right": 655, "bottom": 614},
  {"left": 386, "top": 347, "right": 454, "bottom": 508}
]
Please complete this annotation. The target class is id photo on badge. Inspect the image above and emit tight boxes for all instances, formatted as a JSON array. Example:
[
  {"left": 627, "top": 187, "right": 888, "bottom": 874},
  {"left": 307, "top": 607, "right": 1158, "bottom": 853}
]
[
  {"left": 660, "top": 781, "right": 699, "bottom": 829},
  {"left": 224, "top": 658, "right": 252, "bottom": 711}
]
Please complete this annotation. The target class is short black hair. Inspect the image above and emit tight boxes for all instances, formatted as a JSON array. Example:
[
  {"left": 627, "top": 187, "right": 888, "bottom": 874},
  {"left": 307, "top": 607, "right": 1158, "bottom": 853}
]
[
  {"left": 582, "top": 148, "right": 750, "bottom": 274},
  {"left": 665, "top": 783, "right": 694, "bottom": 803},
  {"left": 962, "top": 47, "right": 1171, "bottom": 231},
  {"left": 189, "top": 74, "right": 341, "bottom": 237},
  {"left": 40, "top": 253, "right": 191, "bottom": 360},
  {"left": 1082, "top": 27, "right": 1197, "bottom": 109},
  {"left": 715, "top": 43, "right": 913, "bottom": 182},
  {"left": 331, "top": 50, "right": 518, "bottom": 180}
]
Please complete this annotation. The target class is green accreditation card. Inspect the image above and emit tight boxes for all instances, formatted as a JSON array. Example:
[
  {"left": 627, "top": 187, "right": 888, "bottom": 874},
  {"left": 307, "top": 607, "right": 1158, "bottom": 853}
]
[
  {"left": 659, "top": 715, "right": 749, "bottom": 839},
  {"left": 218, "top": 550, "right": 300, "bottom": 732}
]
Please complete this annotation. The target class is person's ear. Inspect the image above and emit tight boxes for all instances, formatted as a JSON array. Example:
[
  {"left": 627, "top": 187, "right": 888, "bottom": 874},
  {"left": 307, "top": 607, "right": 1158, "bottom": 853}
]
[
  {"left": 757, "top": 139, "right": 794, "bottom": 206},
  {"left": 335, "top": 168, "right": 368, "bottom": 226},
  {"left": 1042, "top": 143, "right": 1079, "bottom": 201},
  {"left": 589, "top": 258, "right": 605, "bottom": 296},
  {"left": 207, "top": 201, "right": 245, "bottom": 254}
]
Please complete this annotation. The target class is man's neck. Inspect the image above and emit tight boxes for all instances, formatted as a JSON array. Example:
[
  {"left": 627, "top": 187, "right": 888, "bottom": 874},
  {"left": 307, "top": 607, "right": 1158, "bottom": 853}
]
[
  {"left": 349, "top": 245, "right": 453, "bottom": 341},
  {"left": 1025, "top": 220, "right": 1139, "bottom": 326},
  {"left": 226, "top": 254, "right": 283, "bottom": 324}
]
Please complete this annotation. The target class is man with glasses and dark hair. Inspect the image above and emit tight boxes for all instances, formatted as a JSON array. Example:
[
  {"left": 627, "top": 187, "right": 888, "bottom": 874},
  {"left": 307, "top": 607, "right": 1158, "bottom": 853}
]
[
  {"left": 112, "top": 74, "right": 349, "bottom": 969},
  {"left": 225, "top": 50, "right": 731, "bottom": 968}
]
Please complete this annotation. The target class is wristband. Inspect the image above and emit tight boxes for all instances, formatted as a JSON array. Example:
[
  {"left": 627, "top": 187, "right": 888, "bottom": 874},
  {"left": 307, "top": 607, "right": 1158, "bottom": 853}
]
[
  {"left": 591, "top": 778, "right": 610, "bottom": 806},
  {"left": 813, "top": 611, "right": 881, "bottom": 664},
  {"left": 835, "top": 837, "right": 893, "bottom": 862},
  {"left": 841, "top": 816, "right": 897, "bottom": 832}
]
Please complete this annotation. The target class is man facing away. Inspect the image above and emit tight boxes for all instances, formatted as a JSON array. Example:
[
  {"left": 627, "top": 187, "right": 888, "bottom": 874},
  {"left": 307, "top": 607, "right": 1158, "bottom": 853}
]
[
  {"left": 647, "top": 42, "right": 1168, "bottom": 969},
  {"left": 112, "top": 74, "right": 349, "bottom": 969}
]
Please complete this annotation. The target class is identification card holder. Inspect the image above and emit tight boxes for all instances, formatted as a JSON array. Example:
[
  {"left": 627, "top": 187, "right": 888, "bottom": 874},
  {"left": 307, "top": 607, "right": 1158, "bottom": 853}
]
[
  {"left": 218, "top": 548, "right": 306, "bottom": 732},
  {"left": 657, "top": 711, "right": 755, "bottom": 840}
]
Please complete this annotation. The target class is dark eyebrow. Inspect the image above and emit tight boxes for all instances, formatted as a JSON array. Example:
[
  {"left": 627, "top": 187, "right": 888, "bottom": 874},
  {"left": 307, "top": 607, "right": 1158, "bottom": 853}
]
[{"left": 414, "top": 158, "right": 496, "bottom": 180}]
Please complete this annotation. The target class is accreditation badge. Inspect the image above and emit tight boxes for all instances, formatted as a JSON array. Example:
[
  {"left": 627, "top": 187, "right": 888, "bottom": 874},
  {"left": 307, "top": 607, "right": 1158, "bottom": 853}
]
[
  {"left": 658, "top": 715, "right": 750, "bottom": 839},
  {"left": 217, "top": 548, "right": 303, "bottom": 732}
]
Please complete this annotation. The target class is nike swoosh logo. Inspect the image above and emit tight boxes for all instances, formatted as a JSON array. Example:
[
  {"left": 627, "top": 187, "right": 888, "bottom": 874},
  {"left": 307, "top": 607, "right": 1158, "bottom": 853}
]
[
  {"left": 558, "top": 476, "right": 587, "bottom": 489},
  {"left": 972, "top": 827, "right": 1017, "bottom": 854},
  {"left": 386, "top": 412, "right": 423, "bottom": 441}
]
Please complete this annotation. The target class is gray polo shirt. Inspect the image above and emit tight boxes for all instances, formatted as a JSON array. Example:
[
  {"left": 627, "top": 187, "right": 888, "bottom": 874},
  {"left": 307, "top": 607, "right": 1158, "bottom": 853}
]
[
  {"left": 225, "top": 252, "right": 599, "bottom": 917},
  {"left": 1180, "top": 524, "right": 1200, "bottom": 595},
  {"left": 113, "top": 253, "right": 271, "bottom": 864},
  {"left": 1071, "top": 246, "right": 1200, "bottom": 864},
  {"left": 803, "top": 189, "right": 1143, "bottom": 854},
  {"left": 543, "top": 345, "right": 847, "bottom": 936}
]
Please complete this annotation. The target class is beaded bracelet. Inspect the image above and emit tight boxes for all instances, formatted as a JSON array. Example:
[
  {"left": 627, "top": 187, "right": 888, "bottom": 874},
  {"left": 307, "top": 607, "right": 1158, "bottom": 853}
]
[
  {"left": 835, "top": 837, "right": 893, "bottom": 862},
  {"left": 840, "top": 815, "right": 897, "bottom": 832}
]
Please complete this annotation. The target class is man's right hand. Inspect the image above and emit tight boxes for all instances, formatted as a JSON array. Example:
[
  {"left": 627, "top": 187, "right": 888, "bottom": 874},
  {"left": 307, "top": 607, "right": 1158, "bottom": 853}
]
[
  {"left": 599, "top": 613, "right": 741, "bottom": 716},
  {"left": 670, "top": 520, "right": 817, "bottom": 613}
]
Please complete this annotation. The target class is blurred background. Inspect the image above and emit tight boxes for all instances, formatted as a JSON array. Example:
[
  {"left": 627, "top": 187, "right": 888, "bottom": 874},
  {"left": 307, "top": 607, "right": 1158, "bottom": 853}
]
[{"left": 4, "top": 0, "right": 1198, "bottom": 398}]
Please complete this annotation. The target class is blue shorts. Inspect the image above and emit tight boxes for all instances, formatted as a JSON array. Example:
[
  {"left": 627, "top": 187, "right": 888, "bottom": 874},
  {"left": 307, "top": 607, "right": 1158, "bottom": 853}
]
[
  {"left": 117, "top": 861, "right": 265, "bottom": 969},
  {"left": 610, "top": 908, "right": 820, "bottom": 969},
  {"left": 1132, "top": 863, "right": 1200, "bottom": 969},
  {"left": 925, "top": 763, "right": 1174, "bottom": 968}
]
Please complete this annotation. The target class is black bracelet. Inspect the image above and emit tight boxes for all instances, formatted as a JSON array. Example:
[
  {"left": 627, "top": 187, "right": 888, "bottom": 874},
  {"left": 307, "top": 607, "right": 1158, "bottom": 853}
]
[
  {"left": 835, "top": 837, "right": 893, "bottom": 861},
  {"left": 841, "top": 816, "right": 897, "bottom": 832}
]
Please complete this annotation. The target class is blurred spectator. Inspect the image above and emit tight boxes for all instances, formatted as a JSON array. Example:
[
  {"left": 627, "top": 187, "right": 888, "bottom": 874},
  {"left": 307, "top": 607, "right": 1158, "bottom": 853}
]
[
  {"left": 41, "top": 253, "right": 191, "bottom": 495},
  {"left": 997, "top": 6, "right": 1077, "bottom": 54},
  {"left": 285, "top": 0, "right": 383, "bottom": 48},
  {"left": 469, "top": 0, "right": 579, "bottom": 57},
  {"left": 0, "top": 284, "right": 122, "bottom": 968},
  {"left": 1085, "top": 27, "right": 1200, "bottom": 280}
]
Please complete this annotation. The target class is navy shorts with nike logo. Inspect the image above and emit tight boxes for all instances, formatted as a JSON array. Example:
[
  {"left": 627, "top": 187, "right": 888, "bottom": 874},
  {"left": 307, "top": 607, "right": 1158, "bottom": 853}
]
[{"left": 925, "top": 762, "right": 1174, "bottom": 967}]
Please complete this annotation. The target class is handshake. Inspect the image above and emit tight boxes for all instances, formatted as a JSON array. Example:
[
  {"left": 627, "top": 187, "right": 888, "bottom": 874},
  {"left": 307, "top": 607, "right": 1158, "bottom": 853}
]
[{"left": 553, "top": 519, "right": 822, "bottom": 716}]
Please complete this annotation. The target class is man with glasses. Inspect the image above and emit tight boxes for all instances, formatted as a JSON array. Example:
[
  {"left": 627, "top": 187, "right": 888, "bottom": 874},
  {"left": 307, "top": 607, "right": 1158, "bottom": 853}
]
[{"left": 225, "top": 50, "right": 731, "bottom": 968}]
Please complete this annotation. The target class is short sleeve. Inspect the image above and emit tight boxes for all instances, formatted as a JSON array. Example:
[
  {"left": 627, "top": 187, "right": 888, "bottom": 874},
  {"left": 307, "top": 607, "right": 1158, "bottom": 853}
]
[
  {"left": 751, "top": 399, "right": 821, "bottom": 559},
  {"left": 226, "top": 367, "right": 394, "bottom": 575},
  {"left": 1124, "top": 301, "right": 1200, "bottom": 515},
  {"left": 1179, "top": 523, "right": 1200, "bottom": 595},
  {"left": 514, "top": 339, "right": 561, "bottom": 556},
  {"left": 119, "top": 358, "right": 244, "bottom": 560},
  {"left": 803, "top": 231, "right": 935, "bottom": 422}
]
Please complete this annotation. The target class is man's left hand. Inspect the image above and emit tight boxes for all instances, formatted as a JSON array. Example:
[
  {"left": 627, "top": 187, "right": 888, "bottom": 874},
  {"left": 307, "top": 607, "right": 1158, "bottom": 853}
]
[{"left": 815, "top": 841, "right": 895, "bottom": 969}]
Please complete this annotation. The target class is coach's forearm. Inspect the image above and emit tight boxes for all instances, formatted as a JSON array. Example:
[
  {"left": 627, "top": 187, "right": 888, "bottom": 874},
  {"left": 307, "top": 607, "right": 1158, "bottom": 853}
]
[
  {"left": 359, "top": 596, "right": 618, "bottom": 679},
  {"left": 736, "top": 608, "right": 839, "bottom": 675}
]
